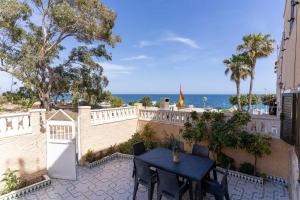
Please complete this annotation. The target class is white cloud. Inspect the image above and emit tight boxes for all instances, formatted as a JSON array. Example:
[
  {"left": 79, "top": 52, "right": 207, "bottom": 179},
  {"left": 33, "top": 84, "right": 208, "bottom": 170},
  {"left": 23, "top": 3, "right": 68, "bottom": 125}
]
[
  {"left": 138, "top": 40, "right": 159, "bottom": 48},
  {"left": 101, "top": 63, "right": 134, "bottom": 77},
  {"left": 137, "top": 32, "right": 200, "bottom": 49},
  {"left": 163, "top": 36, "right": 200, "bottom": 49},
  {"left": 121, "top": 55, "right": 150, "bottom": 61}
]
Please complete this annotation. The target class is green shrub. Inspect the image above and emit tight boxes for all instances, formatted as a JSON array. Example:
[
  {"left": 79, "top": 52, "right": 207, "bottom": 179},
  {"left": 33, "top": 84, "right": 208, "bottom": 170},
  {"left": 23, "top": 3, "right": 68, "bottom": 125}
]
[
  {"left": 229, "top": 94, "right": 259, "bottom": 110},
  {"left": 105, "top": 144, "right": 118, "bottom": 156},
  {"left": 118, "top": 133, "right": 144, "bottom": 154},
  {"left": 85, "top": 149, "right": 96, "bottom": 163},
  {"left": 239, "top": 162, "right": 254, "bottom": 175},
  {"left": 1, "top": 169, "right": 20, "bottom": 194},
  {"left": 109, "top": 96, "right": 124, "bottom": 108},
  {"left": 95, "top": 151, "right": 104, "bottom": 160},
  {"left": 216, "top": 152, "right": 235, "bottom": 170}
]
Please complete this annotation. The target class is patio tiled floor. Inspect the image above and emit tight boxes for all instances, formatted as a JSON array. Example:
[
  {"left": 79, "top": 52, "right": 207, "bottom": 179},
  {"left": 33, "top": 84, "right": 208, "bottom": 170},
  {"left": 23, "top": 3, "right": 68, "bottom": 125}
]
[{"left": 19, "top": 157, "right": 288, "bottom": 200}]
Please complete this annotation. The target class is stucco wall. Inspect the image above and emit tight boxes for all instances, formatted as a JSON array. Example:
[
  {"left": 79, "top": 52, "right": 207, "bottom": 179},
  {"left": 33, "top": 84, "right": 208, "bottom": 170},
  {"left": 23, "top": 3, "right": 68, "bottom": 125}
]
[
  {"left": 278, "top": 0, "right": 300, "bottom": 92},
  {"left": 78, "top": 106, "right": 138, "bottom": 161},
  {"left": 0, "top": 111, "right": 47, "bottom": 189},
  {"left": 138, "top": 120, "right": 291, "bottom": 179}
]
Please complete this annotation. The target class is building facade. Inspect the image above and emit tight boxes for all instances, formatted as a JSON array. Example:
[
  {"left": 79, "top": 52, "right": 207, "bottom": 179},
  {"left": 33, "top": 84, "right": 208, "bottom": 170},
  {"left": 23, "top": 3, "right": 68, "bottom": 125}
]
[{"left": 276, "top": 0, "right": 300, "bottom": 114}]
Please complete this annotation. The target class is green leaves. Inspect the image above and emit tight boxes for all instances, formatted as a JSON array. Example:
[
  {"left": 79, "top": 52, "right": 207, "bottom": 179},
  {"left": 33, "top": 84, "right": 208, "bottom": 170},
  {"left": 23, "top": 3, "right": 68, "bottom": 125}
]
[
  {"left": 229, "top": 94, "right": 259, "bottom": 109},
  {"left": 181, "top": 111, "right": 252, "bottom": 160},
  {"left": 0, "top": 0, "right": 120, "bottom": 109},
  {"left": 1, "top": 168, "right": 20, "bottom": 194}
]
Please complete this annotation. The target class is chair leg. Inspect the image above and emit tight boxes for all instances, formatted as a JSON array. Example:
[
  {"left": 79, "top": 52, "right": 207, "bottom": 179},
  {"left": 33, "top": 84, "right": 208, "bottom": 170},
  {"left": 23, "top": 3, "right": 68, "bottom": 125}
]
[
  {"left": 148, "top": 183, "right": 154, "bottom": 200},
  {"left": 225, "top": 191, "right": 230, "bottom": 200},
  {"left": 157, "top": 193, "right": 162, "bottom": 200},
  {"left": 214, "top": 194, "right": 223, "bottom": 200},
  {"left": 133, "top": 181, "right": 139, "bottom": 200},
  {"left": 189, "top": 184, "right": 193, "bottom": 200}
]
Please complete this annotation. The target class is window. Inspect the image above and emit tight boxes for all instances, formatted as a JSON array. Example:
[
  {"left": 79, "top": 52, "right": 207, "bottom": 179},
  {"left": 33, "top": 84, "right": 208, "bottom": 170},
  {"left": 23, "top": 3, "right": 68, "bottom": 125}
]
[{"left": 289, "top": 0, "right": 296, "bottom": 33}]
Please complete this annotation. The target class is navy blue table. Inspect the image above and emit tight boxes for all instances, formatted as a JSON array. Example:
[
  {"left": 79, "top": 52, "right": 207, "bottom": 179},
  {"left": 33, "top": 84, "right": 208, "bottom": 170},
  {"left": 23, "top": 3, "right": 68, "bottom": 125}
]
[{"left": 135, "top": 147, "right": 215, "bottom": 200}]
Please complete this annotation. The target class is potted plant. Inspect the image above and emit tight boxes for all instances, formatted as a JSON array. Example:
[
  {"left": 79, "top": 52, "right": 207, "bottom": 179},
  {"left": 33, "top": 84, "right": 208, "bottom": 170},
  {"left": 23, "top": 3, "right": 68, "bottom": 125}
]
[
  {"left": 172, "top": 145, "right": 180, "bottom": 163},
  {"left": 169, "top": 135, "right": 180, "bottom": 163}
]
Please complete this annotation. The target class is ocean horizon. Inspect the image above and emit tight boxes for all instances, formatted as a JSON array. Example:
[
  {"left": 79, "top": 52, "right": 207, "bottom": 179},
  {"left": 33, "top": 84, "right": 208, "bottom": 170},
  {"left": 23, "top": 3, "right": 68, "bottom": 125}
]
[{"left": 114, "top": 94, "right": 266, "bottom": 109}]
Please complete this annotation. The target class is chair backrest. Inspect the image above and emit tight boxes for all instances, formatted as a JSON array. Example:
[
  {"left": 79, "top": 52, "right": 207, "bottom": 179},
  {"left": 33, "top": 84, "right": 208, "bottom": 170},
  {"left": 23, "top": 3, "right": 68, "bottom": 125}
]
[
  {"left": 134, "top": 158, "right": 152, "bottom": 183},
  {"left": 133, "top": 142, "right": 146, "bottom": 156},
  {"left": 157, "top": 169, "right": 180, "bottom": 197},
  {"left": 192, "top": 144, "right": 209, "bottom": 158}
]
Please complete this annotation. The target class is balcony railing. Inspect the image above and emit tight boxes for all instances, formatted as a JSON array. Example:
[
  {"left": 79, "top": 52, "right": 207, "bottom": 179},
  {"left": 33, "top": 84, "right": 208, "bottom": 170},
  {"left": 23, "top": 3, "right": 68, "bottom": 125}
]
[
  {"left": 139, "top": 109, "right": 281, "bottom": 138},
  {"left": 0, "top": 112, "right": 32, "bottom": 138},
  {"left": 91, "top": 106, "right": 138, "bottom": 125},
  {"left": 139, "top": 109, "right": 191, "bottom": 125}
]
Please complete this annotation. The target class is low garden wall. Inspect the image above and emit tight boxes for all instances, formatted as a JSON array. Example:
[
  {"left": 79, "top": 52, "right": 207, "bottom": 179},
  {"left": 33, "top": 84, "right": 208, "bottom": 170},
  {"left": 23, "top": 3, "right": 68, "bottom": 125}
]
[
  {"left": 78, "top": 106, "right": 138, "bottom": 163},
  {"left": 0, "top": 110, "right": 47, "bottom": 190}
]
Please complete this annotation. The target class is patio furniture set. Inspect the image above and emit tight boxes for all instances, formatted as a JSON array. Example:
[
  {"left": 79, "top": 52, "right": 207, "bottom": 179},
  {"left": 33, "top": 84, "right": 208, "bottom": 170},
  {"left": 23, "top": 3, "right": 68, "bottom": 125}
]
[{"left": 132, "top": 142, "right": 230, "bottom": 200}]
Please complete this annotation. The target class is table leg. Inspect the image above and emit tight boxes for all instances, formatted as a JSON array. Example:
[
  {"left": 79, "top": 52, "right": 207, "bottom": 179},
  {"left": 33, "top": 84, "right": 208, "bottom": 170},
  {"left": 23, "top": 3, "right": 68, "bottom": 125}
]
[{"left": 195, "top": 181, "right": 203, "bottom": 200}]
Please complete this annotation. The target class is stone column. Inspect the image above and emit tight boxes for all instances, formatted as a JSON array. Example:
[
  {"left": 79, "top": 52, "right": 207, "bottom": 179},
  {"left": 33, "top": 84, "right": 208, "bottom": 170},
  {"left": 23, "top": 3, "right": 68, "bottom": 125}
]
[
  {"left": 78, "top": 106, "right": 91, "bottom": 164},
  {"left": 29, "top": 109, "right": 46, "bottom": 135}
]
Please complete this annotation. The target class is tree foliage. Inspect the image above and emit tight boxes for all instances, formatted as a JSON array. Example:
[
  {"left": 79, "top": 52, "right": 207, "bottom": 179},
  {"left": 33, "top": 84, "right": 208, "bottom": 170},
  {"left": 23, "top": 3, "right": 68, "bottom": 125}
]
[
  {"left": 237, "top": 33, "right": 275, "bottom": 110},
  {"left": 181, "top": 111, "right": 251, "bottom": 162},
  {"left": 240, "top": 132, "right": 271, "bottom": 175},
  {"left": 229, "top": 94, "right": 259, "bottom": 110},
  {"left": 109, "top": 96, "right": 124, "bottom": 108},
  {"left": 224, "top": 54, "right": 250, "bottom": 111},
  {"left": 140, "top": 96, "right": 152, "bottom": 108},
  {"left": 2, "top": 87, "right": 38, "bottom": 108},
  {"left": 0, "top": 0, "right": 120, "bottom": 109},
  {"left": 261, "top": 94, "right": 276, "bottom": 105}
]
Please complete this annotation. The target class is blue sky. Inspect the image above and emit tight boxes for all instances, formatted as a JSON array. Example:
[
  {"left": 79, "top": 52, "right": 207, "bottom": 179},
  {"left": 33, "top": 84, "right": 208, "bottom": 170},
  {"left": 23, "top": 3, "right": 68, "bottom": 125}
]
[{"left": 0, "top": 0, "right": 285, "bottom": 94}]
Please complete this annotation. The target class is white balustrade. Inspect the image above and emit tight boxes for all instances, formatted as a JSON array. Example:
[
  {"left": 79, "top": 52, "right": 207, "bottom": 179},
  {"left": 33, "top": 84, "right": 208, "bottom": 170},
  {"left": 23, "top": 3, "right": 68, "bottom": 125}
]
[
  {"left": 0, "top": 112, "right": 32, "bottom": 138},
  {"left": 138, "top": 109, "right": 191, "bottom": 125},
  {"left": 91, "top": 106, "right": 138, "bottom": 125},
  {"left": 139, "top": 109, "right": 281, "bottom": 138}
]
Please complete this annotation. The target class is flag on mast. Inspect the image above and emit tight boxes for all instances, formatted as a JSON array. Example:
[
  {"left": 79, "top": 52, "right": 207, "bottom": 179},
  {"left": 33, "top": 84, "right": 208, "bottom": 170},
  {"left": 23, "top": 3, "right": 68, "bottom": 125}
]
[{"left": 177, "top": 85, "right": 184, "bottom": 108}]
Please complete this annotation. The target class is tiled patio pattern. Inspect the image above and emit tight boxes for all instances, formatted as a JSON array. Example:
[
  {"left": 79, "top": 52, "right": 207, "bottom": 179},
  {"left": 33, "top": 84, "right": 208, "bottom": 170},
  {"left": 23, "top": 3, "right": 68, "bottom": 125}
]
[{"left": 19, "top": 157, "right": 288, "bottom": 200}]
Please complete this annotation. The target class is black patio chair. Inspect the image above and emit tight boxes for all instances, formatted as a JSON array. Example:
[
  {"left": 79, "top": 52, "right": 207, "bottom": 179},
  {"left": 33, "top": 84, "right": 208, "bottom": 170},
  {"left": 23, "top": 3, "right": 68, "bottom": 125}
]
[
  {"left": 156, "top": 168, "right": 193, "bottom": 200},
  {"left": 133, "top": 158, "right": 157, "bottom": 200},
  {"left": 132, "top": 142, "right": 146, "bottom": 178},
  {"left": 133, "top": 141, "right": 146, "bottom": 156},
  {"left": 191, "top": 144, "right": 209, "bottom": 158},
  {"left": 203, "top": 167, "right": 230, "bottom": 200}
]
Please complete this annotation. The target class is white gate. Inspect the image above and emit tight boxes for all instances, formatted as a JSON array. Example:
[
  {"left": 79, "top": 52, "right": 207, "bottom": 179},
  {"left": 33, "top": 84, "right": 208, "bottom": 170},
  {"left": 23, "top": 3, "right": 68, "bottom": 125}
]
[{"left": 47, "top": 111, "right": 77, "bottom": 180}]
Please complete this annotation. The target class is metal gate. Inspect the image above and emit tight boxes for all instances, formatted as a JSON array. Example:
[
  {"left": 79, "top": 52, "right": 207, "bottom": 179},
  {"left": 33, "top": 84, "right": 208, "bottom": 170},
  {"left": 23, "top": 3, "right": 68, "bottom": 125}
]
[{"left": 46, "top": 110, "right": 77, "bottom": 180}]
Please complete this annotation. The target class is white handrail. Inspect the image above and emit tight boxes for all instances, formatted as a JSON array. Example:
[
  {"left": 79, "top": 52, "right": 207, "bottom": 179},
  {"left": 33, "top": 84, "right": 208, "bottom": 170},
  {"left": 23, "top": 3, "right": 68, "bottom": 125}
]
[{"left": 91, "top": 106, "right": 138, "bottom": 125}]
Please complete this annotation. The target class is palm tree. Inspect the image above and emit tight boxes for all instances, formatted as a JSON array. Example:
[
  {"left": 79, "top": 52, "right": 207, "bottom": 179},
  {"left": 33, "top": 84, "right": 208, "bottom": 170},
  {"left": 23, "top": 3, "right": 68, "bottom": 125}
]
[
  {"left": 237, "top": 33, "right": 275, "bottom": 111},
  {"left": 224, "top": 54, "right": 249, "bottom": 111}
]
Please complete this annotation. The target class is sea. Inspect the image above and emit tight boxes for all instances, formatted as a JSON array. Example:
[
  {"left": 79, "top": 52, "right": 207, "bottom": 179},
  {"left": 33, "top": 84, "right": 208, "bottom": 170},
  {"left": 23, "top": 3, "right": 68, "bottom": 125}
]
[{"left": 114, "top": 94, "right": 265, "bottom": 109}]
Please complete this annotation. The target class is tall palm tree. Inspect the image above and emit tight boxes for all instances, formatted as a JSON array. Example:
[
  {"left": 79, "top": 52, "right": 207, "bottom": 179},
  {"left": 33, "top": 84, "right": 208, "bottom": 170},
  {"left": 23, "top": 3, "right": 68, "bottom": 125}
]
[
  {"left": 224, "top": 54, "right": 249, "bottom": 111},
  {"left": 237, "top": 33, "right": 275, "bottom": 111}
]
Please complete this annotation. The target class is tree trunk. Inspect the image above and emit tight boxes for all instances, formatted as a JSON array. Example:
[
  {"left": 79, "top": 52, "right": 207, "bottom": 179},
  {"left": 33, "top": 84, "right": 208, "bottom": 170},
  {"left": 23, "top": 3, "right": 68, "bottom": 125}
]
[
  {"left": 247, "top": 70, "right": 255, "bottom": 112},
  {"left": 236, "top": 80, "right": 242, "bottom": 111},
  {"left": 40, "top": 92, "right": 50, "bottom": 111}
]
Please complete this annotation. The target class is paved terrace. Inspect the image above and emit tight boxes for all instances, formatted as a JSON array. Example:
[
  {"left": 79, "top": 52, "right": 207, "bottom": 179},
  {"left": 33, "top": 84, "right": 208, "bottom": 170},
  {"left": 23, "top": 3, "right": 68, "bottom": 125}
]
[{"left": 20, "top": 157, "right": 288, "bottom": 200}]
